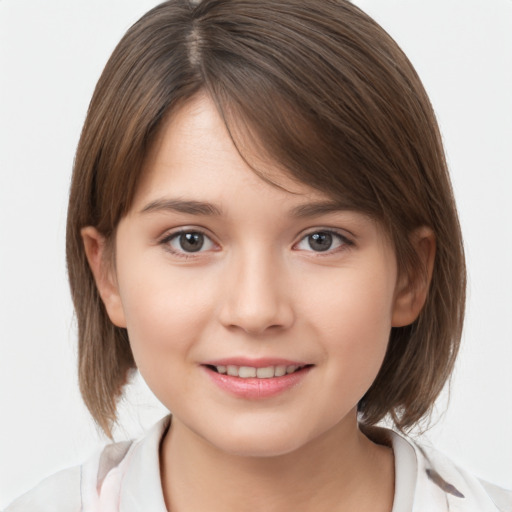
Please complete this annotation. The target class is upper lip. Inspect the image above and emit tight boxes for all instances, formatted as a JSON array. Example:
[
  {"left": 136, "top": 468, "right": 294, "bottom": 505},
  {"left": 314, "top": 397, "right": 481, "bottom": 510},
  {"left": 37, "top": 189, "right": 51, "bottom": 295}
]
[{"left": 202, "top": 357, "right": 310, "bottom": 368}]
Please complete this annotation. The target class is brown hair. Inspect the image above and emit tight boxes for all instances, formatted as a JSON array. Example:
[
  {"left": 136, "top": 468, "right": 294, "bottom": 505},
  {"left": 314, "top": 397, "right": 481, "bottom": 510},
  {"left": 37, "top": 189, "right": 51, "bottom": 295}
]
[{"left": 66, "top": 0, "right": 466, "bottom": 437}]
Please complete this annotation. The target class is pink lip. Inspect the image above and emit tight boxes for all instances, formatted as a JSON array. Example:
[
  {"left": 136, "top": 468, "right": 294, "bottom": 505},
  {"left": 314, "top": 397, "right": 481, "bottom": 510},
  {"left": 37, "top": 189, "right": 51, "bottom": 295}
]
[{"left": 202, "top": 363, "right": 313, "bottom": 400}]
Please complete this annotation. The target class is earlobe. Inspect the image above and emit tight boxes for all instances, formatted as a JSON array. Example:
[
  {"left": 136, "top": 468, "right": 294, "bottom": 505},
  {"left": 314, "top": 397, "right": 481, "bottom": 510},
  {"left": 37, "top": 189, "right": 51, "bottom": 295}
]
[
  {"left": 81, "top": 226, "right": 127, "bottom": 328},
  {"left": 391, "top": 227, "right": 436, "bottom": 327}
]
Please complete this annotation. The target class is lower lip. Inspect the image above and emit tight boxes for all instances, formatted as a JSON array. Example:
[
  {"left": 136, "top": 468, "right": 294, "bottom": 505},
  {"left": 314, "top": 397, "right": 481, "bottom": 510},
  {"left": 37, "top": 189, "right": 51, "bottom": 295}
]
[{"left": 203, "top": 366, "right": 312, "bottom": 399}]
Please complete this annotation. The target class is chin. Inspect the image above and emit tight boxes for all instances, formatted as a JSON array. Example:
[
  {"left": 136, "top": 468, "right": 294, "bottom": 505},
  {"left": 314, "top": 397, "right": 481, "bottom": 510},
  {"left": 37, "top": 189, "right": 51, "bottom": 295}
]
[
  {"left": 215, "top": 433, "right": 308, "bottom": 458},
  {"left": 195, "top": 416, "right": 320, "bottom": 458}
]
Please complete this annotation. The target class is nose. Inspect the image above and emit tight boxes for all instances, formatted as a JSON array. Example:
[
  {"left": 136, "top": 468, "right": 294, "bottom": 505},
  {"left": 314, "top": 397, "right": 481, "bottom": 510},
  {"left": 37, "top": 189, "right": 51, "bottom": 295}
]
[{"left": 217, "top": 250, "right": 295, "bottom": 335}]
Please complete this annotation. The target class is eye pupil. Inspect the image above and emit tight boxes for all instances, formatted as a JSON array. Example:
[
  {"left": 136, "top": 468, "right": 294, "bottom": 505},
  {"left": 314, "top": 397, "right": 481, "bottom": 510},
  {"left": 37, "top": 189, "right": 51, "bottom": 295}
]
[
  {"left": 308, "top": 232, "right": 332, "bottom": 251},
  {"left": 179, "top": 232, "right": 204, "bottom": 252}
]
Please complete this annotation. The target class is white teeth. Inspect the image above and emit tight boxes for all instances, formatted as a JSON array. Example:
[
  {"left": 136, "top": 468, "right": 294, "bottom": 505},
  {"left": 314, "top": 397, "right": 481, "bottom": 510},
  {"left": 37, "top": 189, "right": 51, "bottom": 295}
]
[
  {"left": 256, "top": 366, "right": 275, "bottom": 379},
  {"left": 239, "top": 366, "right": 257, "bottom": 378},
  {"left": 213, "top": 364, "right": 305, "bottom": 378},
  {"left": 227, "top": 365, "right": 238, "bottom": 376},
  {"left": 275, "top": 365, "right": 287, "bottom": 377}
]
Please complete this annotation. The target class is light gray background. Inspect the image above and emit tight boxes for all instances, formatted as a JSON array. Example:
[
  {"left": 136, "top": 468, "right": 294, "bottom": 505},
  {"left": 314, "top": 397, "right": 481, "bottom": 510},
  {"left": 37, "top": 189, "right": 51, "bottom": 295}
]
[{"left": 1, "top": 0, "right": 511, "bottom": 507}]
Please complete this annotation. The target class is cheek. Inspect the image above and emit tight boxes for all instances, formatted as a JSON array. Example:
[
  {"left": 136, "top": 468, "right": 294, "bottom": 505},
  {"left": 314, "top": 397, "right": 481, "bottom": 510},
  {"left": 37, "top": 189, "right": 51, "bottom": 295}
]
[
  {"left": 118, "top": 275, "right": 215, "bottom": 409},
  {"left": 116, "top": 258, "right": 216, "bottom": 373},
  {"left": 302, "top": 266, "right": 395, "bottom": 383}
]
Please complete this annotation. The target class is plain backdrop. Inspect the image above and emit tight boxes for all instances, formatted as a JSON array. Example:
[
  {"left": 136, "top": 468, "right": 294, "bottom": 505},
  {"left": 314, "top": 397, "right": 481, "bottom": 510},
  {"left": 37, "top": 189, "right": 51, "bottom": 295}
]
[{"left": 1, "top": 0, "right": 511, "bottom": 507}]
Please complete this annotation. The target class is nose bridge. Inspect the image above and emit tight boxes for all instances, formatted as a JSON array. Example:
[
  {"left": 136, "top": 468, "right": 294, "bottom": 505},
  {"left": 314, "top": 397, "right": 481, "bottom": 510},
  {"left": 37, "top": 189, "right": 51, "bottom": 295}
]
[{"left": 218, "top": 245, "right": 293, "bottom": 334}]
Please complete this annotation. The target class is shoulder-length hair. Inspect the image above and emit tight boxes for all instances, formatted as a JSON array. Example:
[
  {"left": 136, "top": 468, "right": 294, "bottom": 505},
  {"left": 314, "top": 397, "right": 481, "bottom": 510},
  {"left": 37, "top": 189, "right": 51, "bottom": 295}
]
[{"left": 66, "top": 0, "right": 465, "bottom": 437}]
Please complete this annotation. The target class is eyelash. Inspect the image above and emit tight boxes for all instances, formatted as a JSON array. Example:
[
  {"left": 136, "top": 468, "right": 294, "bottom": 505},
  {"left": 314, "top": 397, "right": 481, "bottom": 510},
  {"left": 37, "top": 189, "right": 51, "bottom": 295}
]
[
  {"left": 159, "top": 229, "right": 217, "bottom": 259},
  {"left": 295, "top": 229, "right": 354, "bottom": 255},
  {"left": 159, "top": 228, "right": 354, "bottom": 258}
]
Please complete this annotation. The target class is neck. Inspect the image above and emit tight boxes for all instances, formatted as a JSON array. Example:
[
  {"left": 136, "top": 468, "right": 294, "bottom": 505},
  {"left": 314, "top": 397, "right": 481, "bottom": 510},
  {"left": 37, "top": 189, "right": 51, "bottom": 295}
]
[{"left": 159, "top": 412, "right": 395, "bottom": 512}]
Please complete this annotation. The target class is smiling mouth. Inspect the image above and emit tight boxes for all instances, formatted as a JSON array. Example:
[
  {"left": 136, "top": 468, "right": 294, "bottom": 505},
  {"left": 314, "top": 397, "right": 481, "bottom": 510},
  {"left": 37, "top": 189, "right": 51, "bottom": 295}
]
[{"left": 205, "top": 364, "right": 312, "bottom": 379}]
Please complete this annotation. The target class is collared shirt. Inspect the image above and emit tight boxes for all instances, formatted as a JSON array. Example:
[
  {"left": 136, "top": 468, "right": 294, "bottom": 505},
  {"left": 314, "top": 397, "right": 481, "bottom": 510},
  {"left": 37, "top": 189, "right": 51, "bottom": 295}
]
[{"left": 5, "top": 416, "right": 511, "bottom": 512}]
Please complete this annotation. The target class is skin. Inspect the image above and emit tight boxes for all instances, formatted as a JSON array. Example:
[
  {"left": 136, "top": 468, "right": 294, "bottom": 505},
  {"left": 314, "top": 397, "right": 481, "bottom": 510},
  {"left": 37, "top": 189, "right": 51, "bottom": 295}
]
[{"left": 83, "top": 94, "right": 435, "bottom": 512}]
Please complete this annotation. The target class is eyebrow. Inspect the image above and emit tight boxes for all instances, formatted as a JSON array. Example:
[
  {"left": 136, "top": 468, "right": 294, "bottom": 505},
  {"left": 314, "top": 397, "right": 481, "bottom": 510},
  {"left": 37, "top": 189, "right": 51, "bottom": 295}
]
[
  {"left": 140, "top": 199, "right": 223, "bottom": 216},
  {"left": 290, "top": 201, "right": 353, "bottom": 218},
  {"left": 140, "top": 198, "right": 352, "bottom": 218}
]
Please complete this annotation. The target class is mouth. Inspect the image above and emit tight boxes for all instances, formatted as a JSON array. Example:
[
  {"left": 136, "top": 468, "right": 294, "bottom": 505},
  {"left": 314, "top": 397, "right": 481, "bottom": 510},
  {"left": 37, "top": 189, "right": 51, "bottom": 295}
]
[
  {"left": 204, "top": 364, "right": 313, "bottom": 379},
  {"left": 202, "top": 360, "right": 313, "bottom": 399}
]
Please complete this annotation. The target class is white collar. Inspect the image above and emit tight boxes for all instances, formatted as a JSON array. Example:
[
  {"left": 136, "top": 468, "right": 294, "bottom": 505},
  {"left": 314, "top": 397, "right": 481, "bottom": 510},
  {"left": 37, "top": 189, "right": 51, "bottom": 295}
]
[
  {"left": 89, "top": 416, "right": 506, "bottom": 512},
  {"left": 119, "top": 416, "right": 170, "bottom": 511}
]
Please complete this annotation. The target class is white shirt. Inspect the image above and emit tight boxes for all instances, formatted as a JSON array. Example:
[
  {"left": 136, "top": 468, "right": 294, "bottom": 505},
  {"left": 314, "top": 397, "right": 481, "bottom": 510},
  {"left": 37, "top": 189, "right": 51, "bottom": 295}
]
[{"left": 5, "top": 416, "right": 511, "bottom": 512}]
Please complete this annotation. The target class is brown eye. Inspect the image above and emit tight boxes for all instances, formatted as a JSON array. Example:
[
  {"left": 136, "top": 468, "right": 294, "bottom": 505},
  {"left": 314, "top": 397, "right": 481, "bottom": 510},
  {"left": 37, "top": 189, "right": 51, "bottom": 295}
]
[
  {"left": 177, "top": 232, "right": 204, "bottom": 252},
  {"left": 295, "top": 230, "right": 350, "bottom": 253},
  {"left": 308, "top": 232, "right": 333, "bottom": 252},
  {"left": 164, "top": 230, "right": 215, "bottom": 255}
]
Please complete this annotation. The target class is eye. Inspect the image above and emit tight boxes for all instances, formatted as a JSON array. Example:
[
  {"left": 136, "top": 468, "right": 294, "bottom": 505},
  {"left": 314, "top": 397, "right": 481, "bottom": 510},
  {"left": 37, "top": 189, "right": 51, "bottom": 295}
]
[
  {"left": 295, "top": 230, "right": 350, "bottom": 253},
  {"left": 162, "top": 230, "right": 216, "bottom": 255}
]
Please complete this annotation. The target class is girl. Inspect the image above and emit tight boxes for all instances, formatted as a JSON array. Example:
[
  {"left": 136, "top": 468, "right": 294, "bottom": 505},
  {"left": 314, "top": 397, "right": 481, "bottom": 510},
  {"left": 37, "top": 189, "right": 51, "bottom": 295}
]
[{"left": 3, "top": 1, "right": 511, "bottom": 510}]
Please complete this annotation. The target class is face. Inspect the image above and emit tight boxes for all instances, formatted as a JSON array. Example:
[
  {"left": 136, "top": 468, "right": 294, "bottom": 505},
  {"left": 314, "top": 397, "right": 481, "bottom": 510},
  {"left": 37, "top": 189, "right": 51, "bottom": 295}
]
[{"left": 91, "top": 95, "right": 417, "bottom": 457}]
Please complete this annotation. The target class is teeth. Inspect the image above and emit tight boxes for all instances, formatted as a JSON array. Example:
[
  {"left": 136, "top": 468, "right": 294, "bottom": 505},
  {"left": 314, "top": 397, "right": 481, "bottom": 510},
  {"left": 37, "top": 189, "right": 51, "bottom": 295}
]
[
  {"left": 256, "top": 366, "right": 274, "bottom": 379},
  {"left": 275, "top": 365, "right": 287, "bottom": 377},
  {"left": 239, "top": 366, "right": 256, "bottom": 378},
  {"left": 213, "top": 364, "right": 304, "bottom": 378}
]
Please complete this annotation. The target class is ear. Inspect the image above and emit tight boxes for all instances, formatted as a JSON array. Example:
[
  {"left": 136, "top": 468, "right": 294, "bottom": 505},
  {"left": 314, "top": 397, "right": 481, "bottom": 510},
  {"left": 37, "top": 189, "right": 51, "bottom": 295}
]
[
  {"left": 392, "top": 227, "right": 436, "bottom": 327},
  {"left": 81, "top": 226, "right": 127, "bottom": 328}
]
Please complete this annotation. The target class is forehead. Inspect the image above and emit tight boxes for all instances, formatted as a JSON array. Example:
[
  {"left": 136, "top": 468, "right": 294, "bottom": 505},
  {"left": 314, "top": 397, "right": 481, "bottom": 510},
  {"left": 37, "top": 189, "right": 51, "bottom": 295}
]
[{"left": 132, "top": 94, "right": 337, "bottom": 213}]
